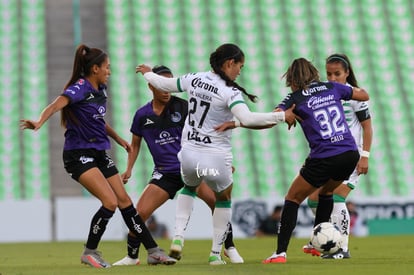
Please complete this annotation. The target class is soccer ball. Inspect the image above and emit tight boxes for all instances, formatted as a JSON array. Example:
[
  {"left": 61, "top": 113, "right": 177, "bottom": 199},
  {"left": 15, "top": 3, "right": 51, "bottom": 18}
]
[{"left": 310, "top": 222, "right": 342, "bottom": 254}]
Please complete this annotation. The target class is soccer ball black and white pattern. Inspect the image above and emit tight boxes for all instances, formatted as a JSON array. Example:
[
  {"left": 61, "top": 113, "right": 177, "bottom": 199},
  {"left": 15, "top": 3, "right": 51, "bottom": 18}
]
[{"left": 310, "top": 222, "right": 342, "bottom": 254}]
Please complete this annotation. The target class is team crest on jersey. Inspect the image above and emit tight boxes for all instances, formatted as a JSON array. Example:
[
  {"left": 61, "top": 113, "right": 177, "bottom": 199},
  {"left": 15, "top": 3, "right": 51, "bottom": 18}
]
[
  {"left": 159, "top": 131, "right": 171, "bottom": 139},
  {"left": 76, "top": 79, "right": 85, "bottom": 85},
  {"left": 171, "top": 112, "right": 182, "bottom": 122}
]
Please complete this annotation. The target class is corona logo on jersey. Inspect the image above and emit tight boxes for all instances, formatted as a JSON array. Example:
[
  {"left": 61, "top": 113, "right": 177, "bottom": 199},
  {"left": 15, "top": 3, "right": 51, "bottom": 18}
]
[{"left": 191, "top": 77, "right": 218, "bottom": 94}]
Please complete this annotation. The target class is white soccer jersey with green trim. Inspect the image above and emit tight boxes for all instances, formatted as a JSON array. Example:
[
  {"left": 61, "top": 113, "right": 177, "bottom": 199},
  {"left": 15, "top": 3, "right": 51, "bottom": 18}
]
[
  {"left": 342, "top": 83, "right": 370, "bottom": 150},
  {"left": 177, "top": 71, "right": 245, "bottom": 152}
]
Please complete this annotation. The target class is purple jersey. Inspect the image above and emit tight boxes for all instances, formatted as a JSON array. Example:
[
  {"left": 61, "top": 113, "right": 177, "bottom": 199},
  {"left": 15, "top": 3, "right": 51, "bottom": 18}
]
[
  {"left": 61, "top": 78, "right": 110, "bottom": 151},
  {"left": 130, "top": 96, "right": 187, "bottom": 173},
  {"left": 278, "top": 81, "right": 357, "bottom": 158}
]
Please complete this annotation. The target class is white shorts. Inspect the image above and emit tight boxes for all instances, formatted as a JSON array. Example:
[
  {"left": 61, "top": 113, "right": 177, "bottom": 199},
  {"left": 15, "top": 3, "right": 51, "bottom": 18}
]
[
  {"left": 343, "top": 168, "right": 359, "bottom": 189},
  {"left": 177, "top": 147, "right": 233, "bottom": 193}
]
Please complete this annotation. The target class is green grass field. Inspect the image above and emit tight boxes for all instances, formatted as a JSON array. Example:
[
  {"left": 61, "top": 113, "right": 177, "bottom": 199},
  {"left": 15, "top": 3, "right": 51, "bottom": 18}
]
[{"left": 0, "top": 236, "right": 413, "bottom": 275}]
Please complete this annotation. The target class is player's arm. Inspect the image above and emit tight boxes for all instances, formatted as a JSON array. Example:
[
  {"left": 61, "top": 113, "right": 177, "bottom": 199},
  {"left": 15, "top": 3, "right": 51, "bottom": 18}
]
[
  {"left": 105, "top": 123, "right": 131, "bottom": 152},
  {"left": 351, "top": 87, "right": 369, "bottom": 101},
  {"left": 122, "top": 134, "right": 142, "bottom": 183},
  {"left": 357, "top": 117, "right": 373, "bottom": 175},
  {"left": 231, "top": 103, "right": 284, "bottom": 127},
  {"left": 136, "top": 64, "right": 179, "bottom": 93},
  {"left": 20, "top": 95, "right": 69, "bottom": 131}
]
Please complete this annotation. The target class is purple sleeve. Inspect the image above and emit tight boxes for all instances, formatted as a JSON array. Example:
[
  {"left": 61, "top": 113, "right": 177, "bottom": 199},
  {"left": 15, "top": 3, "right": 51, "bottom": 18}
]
[
  {"left": 277, "top": 93, "right": 294, "bottom": 110},
  {"left": 130, "top": 110, "right": 142, "bottom": 136},
  {"left": 62, "top": 83, "right": 86, "bottom": 104},
  {"left": 333, "top": 82, "right": 353, "bottom": 100}
]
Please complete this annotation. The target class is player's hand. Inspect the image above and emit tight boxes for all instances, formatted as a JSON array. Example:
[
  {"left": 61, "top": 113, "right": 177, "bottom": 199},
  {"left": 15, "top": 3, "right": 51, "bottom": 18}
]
[
  {"left": 116, "top": 137, "right": 131, "bottom": 152},
  {"left": 356, "top": 157, "right": 369, "bottom": 175},
  {"left": 20, "top": 119, "right": 41, "bottom": 131},
  {"left": 135, "top": 64, "right": 152, "bottom": 75},
  {"left": 215, "top": 121, "right": 236, "bottom": 132},
  {"left": 121, "top": 171, "right": 131, "bottom": 184}
]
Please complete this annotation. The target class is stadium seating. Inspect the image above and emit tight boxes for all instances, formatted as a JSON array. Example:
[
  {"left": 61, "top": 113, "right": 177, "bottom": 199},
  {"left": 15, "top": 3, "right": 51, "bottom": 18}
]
[
  {"left": 0, "top": 0, "right": 20, "bottom": 199},
  {"left": 0, "top": 0, "right": 411, "bottom": 201},
  {"left": 20, "top": 0, "right": 50, "bottom": 199},
  {"left": 105, "top": 0, "right": 414, "bottom": 199},
  {"left": 0, "top": 0, "right": 49, "bottom": 200}
]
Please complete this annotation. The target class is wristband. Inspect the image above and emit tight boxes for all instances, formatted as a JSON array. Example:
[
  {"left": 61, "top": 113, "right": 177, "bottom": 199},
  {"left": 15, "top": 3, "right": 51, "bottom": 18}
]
[
  {"left": 274, "top": 111, "right": 285, "bottom": 122},
  {"left": 234, "top": 118, "right": 241, "bottom": 127},
  {"left": 361, "top": 150, "right": 370, "bottom": 158}
]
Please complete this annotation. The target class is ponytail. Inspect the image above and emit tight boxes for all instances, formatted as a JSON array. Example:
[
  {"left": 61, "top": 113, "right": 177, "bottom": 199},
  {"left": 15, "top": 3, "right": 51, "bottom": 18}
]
[{"left": 209, "top": 44, "right": 258, "bottom": 102}]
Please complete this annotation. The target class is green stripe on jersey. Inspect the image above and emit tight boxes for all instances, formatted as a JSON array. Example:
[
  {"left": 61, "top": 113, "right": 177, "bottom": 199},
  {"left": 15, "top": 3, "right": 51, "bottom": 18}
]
[
  {"left": 229, "top": 100, "right": 245, "bottom": 109},
  {"left": 177, "top": 78, "right": 184, "bottom": 92}
]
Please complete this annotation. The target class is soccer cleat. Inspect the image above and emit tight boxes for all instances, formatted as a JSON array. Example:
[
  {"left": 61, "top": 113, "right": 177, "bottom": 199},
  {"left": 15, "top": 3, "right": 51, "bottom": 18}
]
[
  {"left": 262, "top": 252, "right": 287, "bottom": 264},
  {"left": 208, "top": 255, "right": 227, "bottom": 265},
  {"left": 81, "top": 248, "right": 111, "bottom": 268},
  {"left": 224, "top": 247, "right": 244, "bottom": 263},
  {"left": 321, "top": 249, "right": 351, "bottom": 259},
  {"left": 169, "top": 236, "right": 184, "bottom": 260},
  {"left": 303, "top": 243, "right": 321, "bottom": 256},
  {"left": 147, "top": 248, "right": 177, "bottom": 265},
  {"left": 112, "top": 255, "right": 140, "bottom": 266}
]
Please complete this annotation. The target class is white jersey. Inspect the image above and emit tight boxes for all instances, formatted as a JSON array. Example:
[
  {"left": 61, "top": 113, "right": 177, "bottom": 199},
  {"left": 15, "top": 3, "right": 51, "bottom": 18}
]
[
  {"left": 343, "top": 82, "right": 370, "bottom": 150},
  {"left": 342, "top": 99, "right": 369, "bottom": 150},
  {"left": 342, "top": 84, "right": 371, "bottom": 186},
  {"left": 177, "top": 71, "right": 245, "bottom": 153}
]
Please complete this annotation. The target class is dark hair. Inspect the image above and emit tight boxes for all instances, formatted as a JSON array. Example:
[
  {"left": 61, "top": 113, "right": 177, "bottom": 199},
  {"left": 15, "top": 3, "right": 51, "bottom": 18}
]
[
  {"left": 326, "top": 53, "right": 359, "bottom": 88},
  {"left": 151, "top": 65, "right": 177, "bottom": 118},
  {"left": 209, "top": 43, "right": 257, "bottom": 102},
  {"left": 61, "top": 44, "right": 108, "bottom": 127},
  {"left": 283, "top": 58, "right": 320, "bottom": 91},
  {"left": 152, "top": 65, "right": 172, "bottom": 75}
]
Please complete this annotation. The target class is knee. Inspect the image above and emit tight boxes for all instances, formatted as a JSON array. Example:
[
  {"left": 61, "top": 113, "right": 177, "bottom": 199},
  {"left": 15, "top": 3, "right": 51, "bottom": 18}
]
[
  {"left": 103, "top": 200, "right": 118, "bottom": 211},
  {"left": 136, "top": 206, "right": 150, "bottom": 221},
  {"left": 117, "top": 195, "right": 133, "bottom": 209}
]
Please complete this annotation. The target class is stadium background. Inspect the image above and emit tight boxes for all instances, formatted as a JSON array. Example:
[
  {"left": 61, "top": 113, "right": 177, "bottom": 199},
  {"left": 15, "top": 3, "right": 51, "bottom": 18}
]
[{"left": 1, "top": 0, "right": 413, "bottom": 241}]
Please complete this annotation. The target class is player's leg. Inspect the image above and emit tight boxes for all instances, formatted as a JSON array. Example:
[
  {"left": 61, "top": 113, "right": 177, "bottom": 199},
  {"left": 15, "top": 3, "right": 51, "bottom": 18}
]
[
  {"left": 196, "top": 182, "right": 243, "bottom": 263},
  {"left": 108, "top": 174, "right": 176, "bottom": 266},
  {"left": 114, "top": 172, "right": 182, "bottom": 265},
  {"left": 303, "top": 188, "right": 322, "bottom": 256},
  {"left": 263, "top": 173, "right": 317, "bottom": 264},
  {"left": 113, "top": 183, "right": 170, "bottom": 265},
  {"left": 209, "top": 184, "right": 232, "bottom": 265},
  {"left": 64, "top": 149, "right": 117, "bottom": 268},
  {"left": 318, "top": 150, "right": 359, "bottom": 259},
  {"left": 169, "top": 185, "right": 197, "bottom": 260},
  {"left": 321, "top": 183, "right": 353, "bottom": 259},
  {"left": 78, "top": 168, "right": 117, "bottom": 268},
  {"left": 169, "top": 148, "right": 203, "bottom": 260}
]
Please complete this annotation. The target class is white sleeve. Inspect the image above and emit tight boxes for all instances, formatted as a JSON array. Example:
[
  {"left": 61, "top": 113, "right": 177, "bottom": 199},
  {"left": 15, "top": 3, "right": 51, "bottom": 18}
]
[
  {"left": 143, "top": 72, "right": 180, "bottom": 93},
  {"left": 231, "top": 103, "right": 285, "bottom": 127}
]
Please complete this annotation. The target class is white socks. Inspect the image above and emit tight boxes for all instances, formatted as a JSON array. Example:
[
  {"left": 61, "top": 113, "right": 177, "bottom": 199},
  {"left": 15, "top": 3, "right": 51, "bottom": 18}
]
[
  {"left": 331, "top": 202, "right": 350, "bottom": 252},
  {"left": 311, "top": 201, "right": 350, "bottom": 252},
  {"left": 211, "top": 207, "right": 231, "bottom": 255},
  {"left": 173, "top": 193, "right": 194, "bottom": 238}
]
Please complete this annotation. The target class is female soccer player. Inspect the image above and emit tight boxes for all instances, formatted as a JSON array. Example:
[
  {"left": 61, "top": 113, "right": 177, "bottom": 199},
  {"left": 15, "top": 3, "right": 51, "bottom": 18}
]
[
  {"left": 136, "top": 43, "right": 296, "bottom": 265},
  {"left": 303, "top": 53, "right": 372, "bottom": 259},
  {"left": 113, "top": 65, "right": 243, "bottom": 265},
  {"left": 262, "top": 57, "right": 369, "bottom": 264},
  {"left": 20, "top": 44, "right": 175, "bottom": 268}
]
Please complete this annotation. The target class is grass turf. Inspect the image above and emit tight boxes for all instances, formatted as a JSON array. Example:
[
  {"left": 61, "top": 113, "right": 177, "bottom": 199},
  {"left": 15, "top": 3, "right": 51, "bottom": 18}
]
[{"left": 0, "top": 235, "right": 413, "bottom": 275}]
